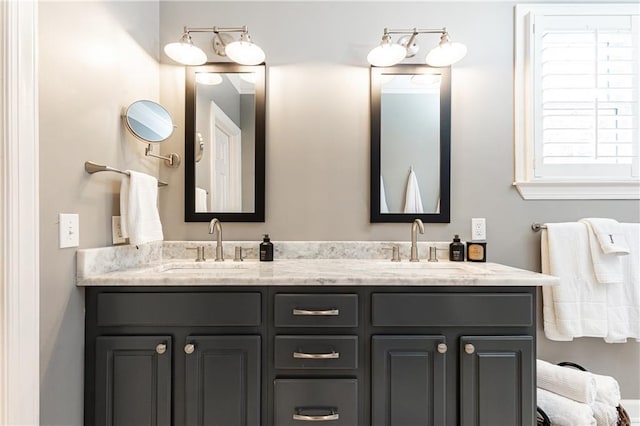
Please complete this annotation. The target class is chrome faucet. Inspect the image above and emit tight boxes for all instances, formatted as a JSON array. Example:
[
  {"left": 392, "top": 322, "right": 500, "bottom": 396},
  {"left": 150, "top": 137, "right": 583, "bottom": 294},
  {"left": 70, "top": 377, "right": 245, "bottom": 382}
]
[
  {"left": 208, "top": 218, "right": 224, "bottom": 261},
  {"left": 410, "top": 218, "right": 424, "bottom": 262}
]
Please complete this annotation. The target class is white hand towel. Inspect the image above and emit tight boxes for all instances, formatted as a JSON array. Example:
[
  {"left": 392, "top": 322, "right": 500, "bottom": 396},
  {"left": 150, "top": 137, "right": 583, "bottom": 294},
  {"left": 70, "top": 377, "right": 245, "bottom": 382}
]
[
  {"left": 604, "top": 222, "right": 640, "bottom": 343},
  {"left": 593, "top": 373, "right": 622, "bottom": 407},
  {"left": 120, "top": 171, "right": 163, "bottom": 246},
  {"left": 537, "top": 359, "right": 598, "bottom": 404},
  {"left": 537, "top": 388, "right": 596, "bottom": 426},
  {"left": 581, "top": 218, "right": 630, "bottom": 256},
  {"left": 403, "top": 169, "right": 423, "bottom": 214},
  {"left": 380, "top": 176, "right": 389, "bottom": 214},
  {"left": 195, "top": 187, "right": 208, "bottom": 212},
  {"left": 580, "top": 219, "right": 624, "bottom": 284},
  {"left": 541, "top": 223, "right": 607, "bottom": 340}
]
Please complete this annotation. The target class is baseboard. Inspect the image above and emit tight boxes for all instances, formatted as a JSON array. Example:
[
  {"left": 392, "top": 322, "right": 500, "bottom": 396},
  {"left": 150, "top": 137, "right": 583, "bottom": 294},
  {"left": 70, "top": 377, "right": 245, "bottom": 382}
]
[{"left": 621, "top": 399, "right": 640, "bottom": 426}]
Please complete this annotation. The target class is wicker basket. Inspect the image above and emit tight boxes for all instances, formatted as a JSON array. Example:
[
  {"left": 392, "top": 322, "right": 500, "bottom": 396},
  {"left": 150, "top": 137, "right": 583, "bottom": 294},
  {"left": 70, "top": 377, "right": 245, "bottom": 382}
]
[{"left": 536, "top": 362, "right": 631, "bottom": 426}]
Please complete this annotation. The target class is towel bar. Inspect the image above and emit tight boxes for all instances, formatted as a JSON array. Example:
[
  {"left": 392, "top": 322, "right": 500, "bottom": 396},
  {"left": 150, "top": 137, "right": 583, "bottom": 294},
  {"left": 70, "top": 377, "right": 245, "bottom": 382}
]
[
  {"left": 84, "top": 161, "right": 168, "bottom": 187},
  {"left": 531, "top": 223, "right": 547, "bottom": 232}
]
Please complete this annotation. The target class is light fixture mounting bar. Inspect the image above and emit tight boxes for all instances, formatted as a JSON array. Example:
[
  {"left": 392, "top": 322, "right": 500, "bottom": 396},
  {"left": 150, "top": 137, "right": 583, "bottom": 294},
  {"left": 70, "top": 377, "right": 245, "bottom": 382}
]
[
  {"left": 183, "top": 26, "right": 249, "bottom": 34},
  {"left": 385, "top": 27, "right": 447, "bottom": 35}
]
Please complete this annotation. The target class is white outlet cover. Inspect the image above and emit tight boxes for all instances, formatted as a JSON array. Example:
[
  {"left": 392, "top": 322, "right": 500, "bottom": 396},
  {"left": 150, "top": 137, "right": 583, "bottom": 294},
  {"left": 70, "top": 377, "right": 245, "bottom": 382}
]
[
  {"left": 112, "top": 216, "right": 127, "bottom": 245},
  {"left": 59, "top": 213, "right": 79, "bottom": 248},
  {"left": 471, "top": 217, "right": 486, "bottom": 241}
]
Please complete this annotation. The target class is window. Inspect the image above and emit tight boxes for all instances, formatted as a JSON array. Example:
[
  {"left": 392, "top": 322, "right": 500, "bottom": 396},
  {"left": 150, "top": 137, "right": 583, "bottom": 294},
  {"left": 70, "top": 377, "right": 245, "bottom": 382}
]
[{"left": 514, "top": 4, "right": 639, "bottom": 199}]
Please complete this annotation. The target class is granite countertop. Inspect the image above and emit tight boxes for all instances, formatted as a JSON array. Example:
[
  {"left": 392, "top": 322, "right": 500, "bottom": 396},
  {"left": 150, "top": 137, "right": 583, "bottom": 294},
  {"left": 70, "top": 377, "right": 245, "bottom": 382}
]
[{"left": 76, "top": 241, "right": 558, "bottom": 287}]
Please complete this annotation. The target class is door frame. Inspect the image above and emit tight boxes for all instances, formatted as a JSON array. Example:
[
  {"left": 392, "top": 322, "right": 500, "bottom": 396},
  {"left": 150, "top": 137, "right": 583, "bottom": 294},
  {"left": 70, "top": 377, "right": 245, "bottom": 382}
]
[
  {"left": 0, "top": 0, "right": 40, "bottom": 424},
  {"left": 209, "top": 101, "right": 242, "bottom": 212}
]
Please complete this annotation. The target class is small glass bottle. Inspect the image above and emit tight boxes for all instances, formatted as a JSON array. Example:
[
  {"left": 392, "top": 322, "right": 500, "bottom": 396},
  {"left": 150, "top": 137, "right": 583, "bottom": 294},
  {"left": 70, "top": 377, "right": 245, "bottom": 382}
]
[
  {"left": 260, "top": 234, "right": 273, "bottom": 261},
  {"left": 449, "top": 234, "right": 465, "bottom": 261}
]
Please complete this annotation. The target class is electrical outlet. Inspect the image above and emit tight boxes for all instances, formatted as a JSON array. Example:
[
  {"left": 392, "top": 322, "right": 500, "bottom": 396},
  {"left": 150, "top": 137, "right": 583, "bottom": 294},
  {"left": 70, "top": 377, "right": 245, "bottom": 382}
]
[
  {"left": 59, "top": 213, "right": 79, "bottom": 248},
  {"left": 112, "top": 216, "right": 126, "bottom": 245},
  {"left": 471, "top": 218, "right": 486, "bottom": 241}
]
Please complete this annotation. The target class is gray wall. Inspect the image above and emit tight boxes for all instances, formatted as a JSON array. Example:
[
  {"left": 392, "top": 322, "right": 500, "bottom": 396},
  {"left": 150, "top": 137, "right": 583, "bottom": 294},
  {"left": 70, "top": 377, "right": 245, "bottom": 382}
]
[
  {"left": 39, "top": 2, "right": 160, "bottom": 424},
  {"left": 158, "top": 1, "right": 640, "bottom": 397}
]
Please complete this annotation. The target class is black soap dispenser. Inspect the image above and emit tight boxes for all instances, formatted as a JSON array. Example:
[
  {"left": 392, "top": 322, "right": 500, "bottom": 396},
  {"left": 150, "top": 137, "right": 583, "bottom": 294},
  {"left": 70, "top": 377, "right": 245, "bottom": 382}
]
[
  {"left": 449, "top": 234, "right": 465, "bottom": 261},
  {"left": 260, "top": 234, "right": 273, "bottom": 262}
]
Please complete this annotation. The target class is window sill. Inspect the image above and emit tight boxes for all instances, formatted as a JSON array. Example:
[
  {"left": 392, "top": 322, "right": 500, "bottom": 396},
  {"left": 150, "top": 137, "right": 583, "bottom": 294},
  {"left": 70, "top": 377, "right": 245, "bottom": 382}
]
[{"left": 513, "top": 180, "right": 640, "bottom": 200}]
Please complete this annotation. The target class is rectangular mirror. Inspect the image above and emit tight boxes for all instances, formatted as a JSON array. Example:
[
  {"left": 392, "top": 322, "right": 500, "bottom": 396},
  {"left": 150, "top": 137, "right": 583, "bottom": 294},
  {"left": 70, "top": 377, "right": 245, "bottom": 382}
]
[
  {"left": 185, "top": 63, "right": 265, "bottom": 222},
  {"left": 370, "top": 65, "right": 451, "bottom": 223}
]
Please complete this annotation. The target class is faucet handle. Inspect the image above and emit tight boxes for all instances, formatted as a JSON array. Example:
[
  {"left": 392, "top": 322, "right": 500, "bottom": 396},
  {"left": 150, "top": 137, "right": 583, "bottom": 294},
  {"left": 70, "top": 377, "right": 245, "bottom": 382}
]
[
  {"left": 391, "top": 245, "right": 401, "bottom": 262},
  {"left": 187, "top": 246, "right": 206, "bottom": 262},
  {"left": 233, "top": 246, "right": 244, "bottom": 262},
  {"left": 384, "top": 245, "right": 401, "bottom": 262}
]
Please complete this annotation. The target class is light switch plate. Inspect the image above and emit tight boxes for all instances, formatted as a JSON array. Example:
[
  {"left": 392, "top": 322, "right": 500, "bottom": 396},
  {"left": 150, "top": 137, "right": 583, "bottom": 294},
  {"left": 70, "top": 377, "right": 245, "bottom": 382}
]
[
  {"left": 112, "top": 216, "right": 126, "bottom": 245},
  {"left": 59, "top": 213, "right": 79, "bottom": 248},
  {"left": 471, "top": 218, "right": 486, "bottom": 241}
]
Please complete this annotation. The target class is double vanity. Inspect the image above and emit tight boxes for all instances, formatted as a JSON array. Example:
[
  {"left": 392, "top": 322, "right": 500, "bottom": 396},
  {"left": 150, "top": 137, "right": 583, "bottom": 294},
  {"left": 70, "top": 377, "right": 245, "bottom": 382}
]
[{"left": 78, "top": 240, "right": 557, "bottom": 426}]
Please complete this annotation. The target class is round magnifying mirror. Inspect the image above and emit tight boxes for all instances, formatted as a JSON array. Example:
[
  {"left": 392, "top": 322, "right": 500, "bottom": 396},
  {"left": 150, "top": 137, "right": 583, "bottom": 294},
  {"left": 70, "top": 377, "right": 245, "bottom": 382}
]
[{"left": 123, "top": 100, "right": 174, "bottom": 143}]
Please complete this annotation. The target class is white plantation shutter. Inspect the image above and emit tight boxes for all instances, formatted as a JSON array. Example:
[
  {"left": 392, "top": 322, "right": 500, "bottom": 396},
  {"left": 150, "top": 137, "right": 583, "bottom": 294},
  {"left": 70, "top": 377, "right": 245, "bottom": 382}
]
[
  {"left": 534, "top": 14, "right": 639, "bottom": 178},
  {"left": 514, "top": 4, "right": 640, "bottom": 199}
]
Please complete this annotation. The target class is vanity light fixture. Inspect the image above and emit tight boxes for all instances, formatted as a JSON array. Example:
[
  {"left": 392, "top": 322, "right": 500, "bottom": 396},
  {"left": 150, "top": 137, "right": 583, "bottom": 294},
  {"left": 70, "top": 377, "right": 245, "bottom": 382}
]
[
  {"left": 367, "top": 28, "right": 466, "bottom": 67},
  {"left": 164, "top": 26, "right": 265, "bottom": 66}
]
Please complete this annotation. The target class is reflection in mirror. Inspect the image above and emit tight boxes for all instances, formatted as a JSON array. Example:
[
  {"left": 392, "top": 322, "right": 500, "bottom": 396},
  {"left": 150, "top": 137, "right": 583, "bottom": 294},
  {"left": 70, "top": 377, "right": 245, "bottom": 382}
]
[
  {"left": 124, "top": 100, "right": 174, "bottom": 143},
  {"left": 185, "top": 64, "right": 265, "bottom": 222},
  {"left": 371, "top": 65, "right": 451, "bottom": 223}
]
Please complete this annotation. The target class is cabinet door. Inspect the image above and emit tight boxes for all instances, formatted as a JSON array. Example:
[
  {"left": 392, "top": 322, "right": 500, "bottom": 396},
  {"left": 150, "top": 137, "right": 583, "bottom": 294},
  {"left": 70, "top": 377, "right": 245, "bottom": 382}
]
[
  {"left": 460, "top": 336, "right": 534, "bottom": 426},
  {"left": 371, "top": 335, "right": 447, "bottom": 426},
  {"left": 95, "top": 335, "right": 172, "bottom": 426},
  {"left": 185, "top": 335, "right": 260, "bottom": 426}
]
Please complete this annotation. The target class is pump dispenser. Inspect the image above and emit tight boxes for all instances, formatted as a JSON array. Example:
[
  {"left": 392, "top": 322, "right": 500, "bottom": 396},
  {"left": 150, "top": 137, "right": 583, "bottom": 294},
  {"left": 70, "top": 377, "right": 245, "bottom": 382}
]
[
  {"left": 449, "top": 234, "right": 465, "bottom": 261},
  {"left": 260, "top": 234, "right": 273, "bottom": 261}
]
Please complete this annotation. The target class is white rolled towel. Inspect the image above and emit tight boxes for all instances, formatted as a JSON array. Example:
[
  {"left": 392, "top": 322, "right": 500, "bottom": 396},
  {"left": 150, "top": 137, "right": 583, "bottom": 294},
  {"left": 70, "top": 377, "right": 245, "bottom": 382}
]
[
  {"left": 537, "top": 359, "right": 598, "bottom": 404},
  {"left": 537, "top": 388, "right": 596, "bottom": 426},
  {"left": 593, "top": 373, "right": 621, "bottom": 408},
  {"left": 591, "top": 400, "right": 618, "bottom": 426}
]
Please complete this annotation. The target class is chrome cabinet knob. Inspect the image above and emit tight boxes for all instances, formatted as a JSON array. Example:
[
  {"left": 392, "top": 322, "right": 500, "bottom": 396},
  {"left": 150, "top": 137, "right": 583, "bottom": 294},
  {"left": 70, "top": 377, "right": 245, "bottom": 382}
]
[
  {"left": 437, "top": 343, "right": 447, "bottom": 354},
  {"left": 465, "top": 343, "right": 475, "bottom": 354},
  {"left": 155, "top": 343, "right": 167, "bottom": 355},
  {"left": 184, "top": 343, "right": 195, "bottom": 354}
]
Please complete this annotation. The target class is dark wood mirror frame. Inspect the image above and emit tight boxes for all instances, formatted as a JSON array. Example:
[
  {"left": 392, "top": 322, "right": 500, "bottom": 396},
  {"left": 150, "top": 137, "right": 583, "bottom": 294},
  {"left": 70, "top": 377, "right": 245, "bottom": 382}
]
[
  {"left": 185, "top": 63, "right": 266, "bottom": 222},
  {"left": 370, "top": 64, "right": 451, "bottom": 223}
]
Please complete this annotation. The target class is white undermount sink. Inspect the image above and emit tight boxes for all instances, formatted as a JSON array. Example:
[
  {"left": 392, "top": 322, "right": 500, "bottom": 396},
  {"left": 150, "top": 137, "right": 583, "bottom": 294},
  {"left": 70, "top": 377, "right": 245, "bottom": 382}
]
[
  {"left": 158, "top": 261, "right": 257, "bottom": 274},
  {"left": 384, "top": 261, "right": 491, "bottom": 274}
]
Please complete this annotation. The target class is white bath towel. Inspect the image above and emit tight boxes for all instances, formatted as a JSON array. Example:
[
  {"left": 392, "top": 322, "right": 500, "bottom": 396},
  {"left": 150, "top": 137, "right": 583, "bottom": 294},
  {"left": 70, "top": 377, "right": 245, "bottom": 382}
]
[
  {"left": 380, "top": 176, "right": 389, "bottom": 214},
  {"left": 537, "top": 359, "right": 597, "bottom": 404},
  {"left": 580, "top": 218, "right": 630, "bottom": 256},
  {"left": 593, "top": 373, "right": 622, "bottom": 408},
  {"left": 541, "top": 223, "right": 608, "bottom": 340},
  {"left": 120, "top": 171, "right": 163, "bottom": 246},
  {"left": 591, "top": 400, "right": 618, "bottom": 426},
  {"left": 195, "top": 187, "right": 208, "bottom": 212},
  {"left": 604, "top": 222, "right": 640, "bottom": 343},
  {"left": 403, "top": 169, "right": 423, "bottom": 213},
  {"left": 580, "top": 219, "right": 624, "bottom": 284},
  {"left": 537, "top": 388, "right": 596, "bottom": 426}
]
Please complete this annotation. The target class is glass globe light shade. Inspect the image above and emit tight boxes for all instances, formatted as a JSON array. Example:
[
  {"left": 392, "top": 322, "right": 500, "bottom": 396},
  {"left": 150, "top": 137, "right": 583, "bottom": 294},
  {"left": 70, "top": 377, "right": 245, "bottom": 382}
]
[
  {"left": 164, "top": 33, "right": 207, "bottom": 66},
  {"left": 367, "top": 43, "right": 407, "bottom": 67},
  {"left": 425, "top": 37, "right": 467, "bottom": 67},
  {"left": 225, "top": 33, "right": 265, "bottom": 65}
]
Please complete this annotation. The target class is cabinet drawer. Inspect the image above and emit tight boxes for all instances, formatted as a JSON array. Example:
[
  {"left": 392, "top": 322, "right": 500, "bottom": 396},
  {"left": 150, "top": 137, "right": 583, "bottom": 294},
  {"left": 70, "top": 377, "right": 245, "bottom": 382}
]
[
  {"left": 372, "top": 293, "right": 533, "bottom": 327},
  {"left": 274, "top": 336, "right": 357, "bottom": 369},
  {"left": 274, "top": 294, "right": 358, "bottom": 327},
  {"left": 97, "top": 292, "right": 261, "bottom": 326},
  {"left": 274, "top": 379, "right": 358, "bottom": 426}
]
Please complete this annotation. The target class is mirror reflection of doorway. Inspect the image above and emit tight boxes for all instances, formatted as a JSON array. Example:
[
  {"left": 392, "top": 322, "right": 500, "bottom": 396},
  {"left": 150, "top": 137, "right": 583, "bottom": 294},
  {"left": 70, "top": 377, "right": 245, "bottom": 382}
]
[{"left": 209, "top": 101, "right": 242, "bottom": 212}]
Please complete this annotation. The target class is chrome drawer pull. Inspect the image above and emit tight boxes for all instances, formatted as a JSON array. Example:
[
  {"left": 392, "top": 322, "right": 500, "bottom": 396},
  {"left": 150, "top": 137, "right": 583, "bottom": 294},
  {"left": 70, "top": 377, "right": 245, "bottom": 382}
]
[
  {"left": 293, "top": 351, "right": 340, "bottom": 359},
  {"left": 292, "top": 308, "right": 339, "bottom": 316},
  {"left": 292, "top": 409, "right": 339, "bottom": 422}
]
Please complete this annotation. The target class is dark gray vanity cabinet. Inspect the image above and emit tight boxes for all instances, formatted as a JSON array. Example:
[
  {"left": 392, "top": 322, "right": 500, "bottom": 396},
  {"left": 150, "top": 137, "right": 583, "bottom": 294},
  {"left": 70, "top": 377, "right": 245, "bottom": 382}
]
[
  {"left": 460, "top": 335, "right": 534, "bottom": 426},
  {"left": 85, "top": 285, "right": 536, "bottom": 426},
  {"left": 184, "top": 336, "right": 261, "bottom": 426},
  {"left": 95, "top": 335, "right": 172, "bottom": 426},
  {"left": 85, "top": 289, "right": 263, "bottom": 426}
]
